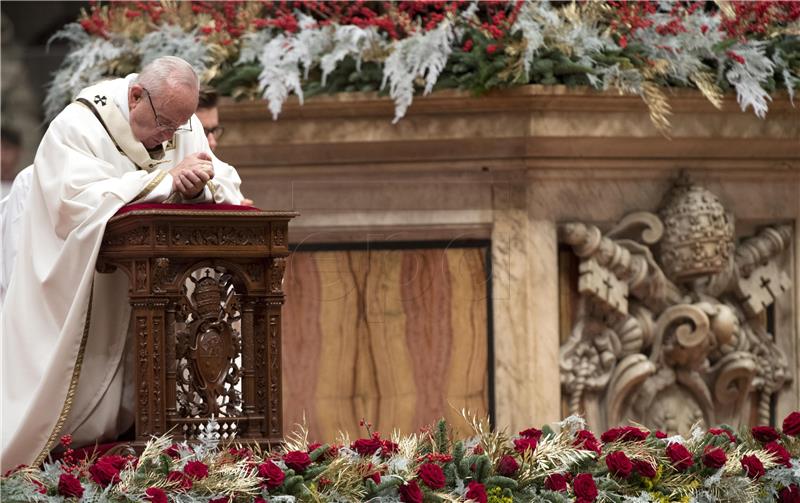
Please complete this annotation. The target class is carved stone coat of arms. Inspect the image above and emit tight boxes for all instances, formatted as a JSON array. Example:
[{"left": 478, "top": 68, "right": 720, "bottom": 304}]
[{"left": 559, "top": 175, "right": 793, "bottom": 434}]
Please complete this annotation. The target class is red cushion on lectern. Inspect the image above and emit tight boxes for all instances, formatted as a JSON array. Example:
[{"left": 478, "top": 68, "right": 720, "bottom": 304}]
[{"left": 115, "top": 203, "right": 261, "bottom": 215}]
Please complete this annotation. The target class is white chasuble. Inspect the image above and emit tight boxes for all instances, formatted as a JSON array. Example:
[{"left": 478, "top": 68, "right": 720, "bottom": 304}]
[{"left": 0, "top": 76, "right": 244, "bottom": 470}]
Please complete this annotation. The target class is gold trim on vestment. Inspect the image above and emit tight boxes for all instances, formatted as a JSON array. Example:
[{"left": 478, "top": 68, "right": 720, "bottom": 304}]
[
  {"left": 33, "top": 288, "right": 94, "bottom": 467},
  {"left": 133, "top": 170, "right": 168, "bottom": 202}
]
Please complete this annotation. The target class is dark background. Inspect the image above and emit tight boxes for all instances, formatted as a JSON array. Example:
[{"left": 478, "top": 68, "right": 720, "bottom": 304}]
[{"left": 2, "top": 1, "right": 86, "bottom": 175}]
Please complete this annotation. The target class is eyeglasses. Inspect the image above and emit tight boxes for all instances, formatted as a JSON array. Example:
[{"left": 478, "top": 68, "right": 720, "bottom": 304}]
[
  {"left": 141, "top": 87, "right": 192, "bottom": 134},
  {"left": 203, "top": 125, "right": 225, "bottom": 140}
]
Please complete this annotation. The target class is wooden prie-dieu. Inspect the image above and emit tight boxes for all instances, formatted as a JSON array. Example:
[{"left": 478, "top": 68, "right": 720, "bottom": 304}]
[{"left": 96, "top": 204, "right": 297, "bottom": 448}]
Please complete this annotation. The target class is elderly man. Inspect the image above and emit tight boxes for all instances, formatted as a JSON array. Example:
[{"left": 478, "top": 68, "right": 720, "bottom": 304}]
[{"left": 1, "top": 56, "right": 244, "bottom": 470}]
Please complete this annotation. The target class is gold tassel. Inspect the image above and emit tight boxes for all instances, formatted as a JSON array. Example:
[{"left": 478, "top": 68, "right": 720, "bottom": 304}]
[
  {"left": 641, "top": 81, "right": 673, "bottom": 138},
  {"left": 690, "top": 71, "right": 725, "bottom": 110}
]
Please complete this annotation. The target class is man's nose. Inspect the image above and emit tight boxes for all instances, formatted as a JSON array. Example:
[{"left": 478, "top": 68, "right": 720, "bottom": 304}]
[
  {"left": 207, "top": 133, "right": 217, "bottom": 150},
  {"left": 156, "top": 130, "right": 174, "bottom": 143}
]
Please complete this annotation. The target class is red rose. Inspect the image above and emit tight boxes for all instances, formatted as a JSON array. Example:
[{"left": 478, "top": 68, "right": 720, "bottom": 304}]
[
  {"left": 367, "top": 471, "right": 381, "bottom": 484},
  {"left": 164, "top": 444, "right": 181, "bottom": 459},
  {"left": 519, "top": 428, "right": 543, "bottom": 440},
  {"left": 399, "top": 480, "right": 423, "bottom": 503},
  {"left": 352, "top": 438, "right": 383, "bottom": 456},
  {"left": 486, "top": 44, "right": 498, "bottom": 55},
  {"left": 634, "top": 459, "right": 657, "bottom": 478},
  {"left": 466, "top": 481, "right": 488, "bottom": 503},
  {"left": 708, "top": 428, "right": 737, "bottom": 443},
  {"left": 102, "top": 455, "right": 128, "bottom": 470},
  {"left": 228, "top": 447, "right": 252, "bottom": 459},
  {"left": 780, "top": 484, "right": 800, "bottom": 503},
  {"left": 572, "top": 473, "right": 597, "bottom": 501},
  {"left": 184, "top": 460, "right": 209, "bottom": 480},
  {"left": 606, "top": 451, "right": 633, "bottom": 478},
  {"left": 601, "top": 426, "right": 648, "bottom": 443},
  {"left": 307, "top": 442, "right": 322, "bottom": 452},
  {"left": 258, "top": 460, "right": 285, "bottom": 489},
  {"left": 167, "top": 470, "right": 193, "bottom": 490},
  {"left": 654, "top": 431, "right": 667, "bottom": 439},
  {"left": 702, "top": 445, "right": 727, "bottom": 469},
  {"left": 89, "top": 457, "right": 123, "bottom": 487},
  {"left": 497, "top": 455, "right": 519, "bottom": 476},
  {"left": 513, "top": 437, "right": 537, "bottom": 453},
  {"left": 741, "top": 454, "right": 765, "bottom": 479},
  {"left": 58, "top": 473, "right": 84, "bottom": 498},
  {"left": 381, "top": 440, "right": 399, "bottom": 456},
  {"left": 666, "top": 443, "right": 694, "bottom": 471},
  {"left": 766, "top": 441, "right": 792, "bottom": 467},
  {"left": 145, "top": 487, "right": 168, "bottom": 503},
  {"left": 283, "top": 451, "right": 312, "bottom": 472},
  {"left": 783, "top": 412, "right": 800, "bottom": 437},
  {"left": 254, "top": 498, "right": 267, "bottom": 503},
  {"left": 462, "top": 39, "right": 473, "bottom": 52},
  {"left": 574, "top": 430, "right": 601, "bottom": 455},
  {"left": 544, "top": 472, "right": 568, "bottom": 492},
  {"left": 752, "top": 426, "right": 780, "bottom": 443},
  {"left": 418, "top": 463, "right": 446, "bottom": 489}
]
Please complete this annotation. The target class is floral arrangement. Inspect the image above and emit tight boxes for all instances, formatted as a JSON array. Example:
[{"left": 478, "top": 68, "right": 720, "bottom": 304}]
[
  {"left": 3, "top": 411, "right": 800, "bottom": 503},
  {"left": 45, "top": 1, "right": 800, "bottom": 134}
]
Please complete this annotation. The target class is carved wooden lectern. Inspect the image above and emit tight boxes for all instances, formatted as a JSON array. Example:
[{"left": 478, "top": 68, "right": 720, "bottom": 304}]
[{"left": 96, "top": 204, "right": 297, "bottom": 447}]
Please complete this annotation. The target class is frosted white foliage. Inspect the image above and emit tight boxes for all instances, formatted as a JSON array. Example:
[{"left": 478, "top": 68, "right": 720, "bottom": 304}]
[
  {"left": 556, "top": 414, "right": 586, "bottom": 435},
  {"left": 137, "top": 25, "right": 210, "bottom": 76},
  {"left": 559, "top": 15, "right": 615, "bottom": 59},
  {"left": 725, "top": 41, "right": 774, "bottom": 118},
  {"left": 197, "top": 415, "right": 221, "bottom": 451},
  {"left": 238, "top": 29, "right": 275, "bottom": 64},
  {"left": 623, "top": 493, "right": 656, "bottom": 503},
  {"left": 594, "top": 63, "right": 645, "bottom": 95},
  {"left": 44, "top": 23, "right": 128, "bottom": 120},
  {"left": 763, "top": 458, "right": 800, "bottom": 486},
  {"left": 664, "top": 434, "right": 686, "bottom": 445},
  {"left": 771, "top": 48, "right": 799, "bottom": 105},
  {"left": 511, "top": 1, "right": 555, "bottom": 76},
  {"left": 319, "top": 25, "right": 381, "bottom": 85},
  {"left": 257, "top": 13, "right": 332, "bottom": 119},
  {"left": 635, "top": 10, "right": 724, "bottom": 84},
  {"left": 382, "top": 20, "right": 455, "bottom": 123},
  {"left": 386, "top": 455, "right": 412, "bottom": 473}
]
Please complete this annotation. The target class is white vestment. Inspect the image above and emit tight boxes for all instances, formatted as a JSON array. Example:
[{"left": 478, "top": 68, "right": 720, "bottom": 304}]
[
  {"left": 0, "top": 75, "right": 244, "bottom": 470},
  {"left": 0, "top": 166, "right": 33, "bottom": 306}
]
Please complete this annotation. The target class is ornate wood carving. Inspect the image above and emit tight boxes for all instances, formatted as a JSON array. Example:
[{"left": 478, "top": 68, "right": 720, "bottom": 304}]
[
  {"left": 559, "top": 175, "right": 793, "bottom": 434},
  {"left": 268, "top": 257, "right": 287, "bottom": 294},
  {"left": 103, "top": 226, "right": 149, "bottom": 247},
  {"left": 97, "top": 208, "right": 297, "bottom": 448},
  {"left": 172, "top": 226, "right": 267, "bottom": 246}
]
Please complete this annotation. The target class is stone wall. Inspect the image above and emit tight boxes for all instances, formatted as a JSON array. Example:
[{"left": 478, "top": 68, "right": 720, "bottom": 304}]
[{"left": 216, "top": 85, "right": 799, "bottom": 433}]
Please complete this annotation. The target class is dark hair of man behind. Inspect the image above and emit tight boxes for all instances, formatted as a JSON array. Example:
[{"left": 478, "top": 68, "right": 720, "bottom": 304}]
[{"left": 198, "top": 85, "right": 218, "bottom": 109}]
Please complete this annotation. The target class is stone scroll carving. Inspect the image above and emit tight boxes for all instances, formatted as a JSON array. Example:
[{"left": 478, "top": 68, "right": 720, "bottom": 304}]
[{"left": 559, "top": 175, "right": 793, "bottom": 434}]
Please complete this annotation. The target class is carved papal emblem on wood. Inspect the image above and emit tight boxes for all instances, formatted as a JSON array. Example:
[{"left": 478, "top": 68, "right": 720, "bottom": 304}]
[{"left": 559, "top": 174, "right": 792, "bottom": 434}]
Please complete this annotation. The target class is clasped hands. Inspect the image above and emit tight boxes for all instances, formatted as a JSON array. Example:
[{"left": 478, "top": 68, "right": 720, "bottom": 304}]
[{"left": 169, "top": 152, "right": 214, "bottom": 199}]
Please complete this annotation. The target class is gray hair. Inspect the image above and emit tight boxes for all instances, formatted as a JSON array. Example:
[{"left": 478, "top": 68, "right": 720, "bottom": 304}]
[{"left": 134, "top": 56, "right": 199, "bottom": 98}]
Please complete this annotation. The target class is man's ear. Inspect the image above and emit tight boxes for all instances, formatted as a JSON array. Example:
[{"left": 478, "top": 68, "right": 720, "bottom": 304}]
[{"left": 128, "top": 84, "right": 144, "bottom": 108}]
